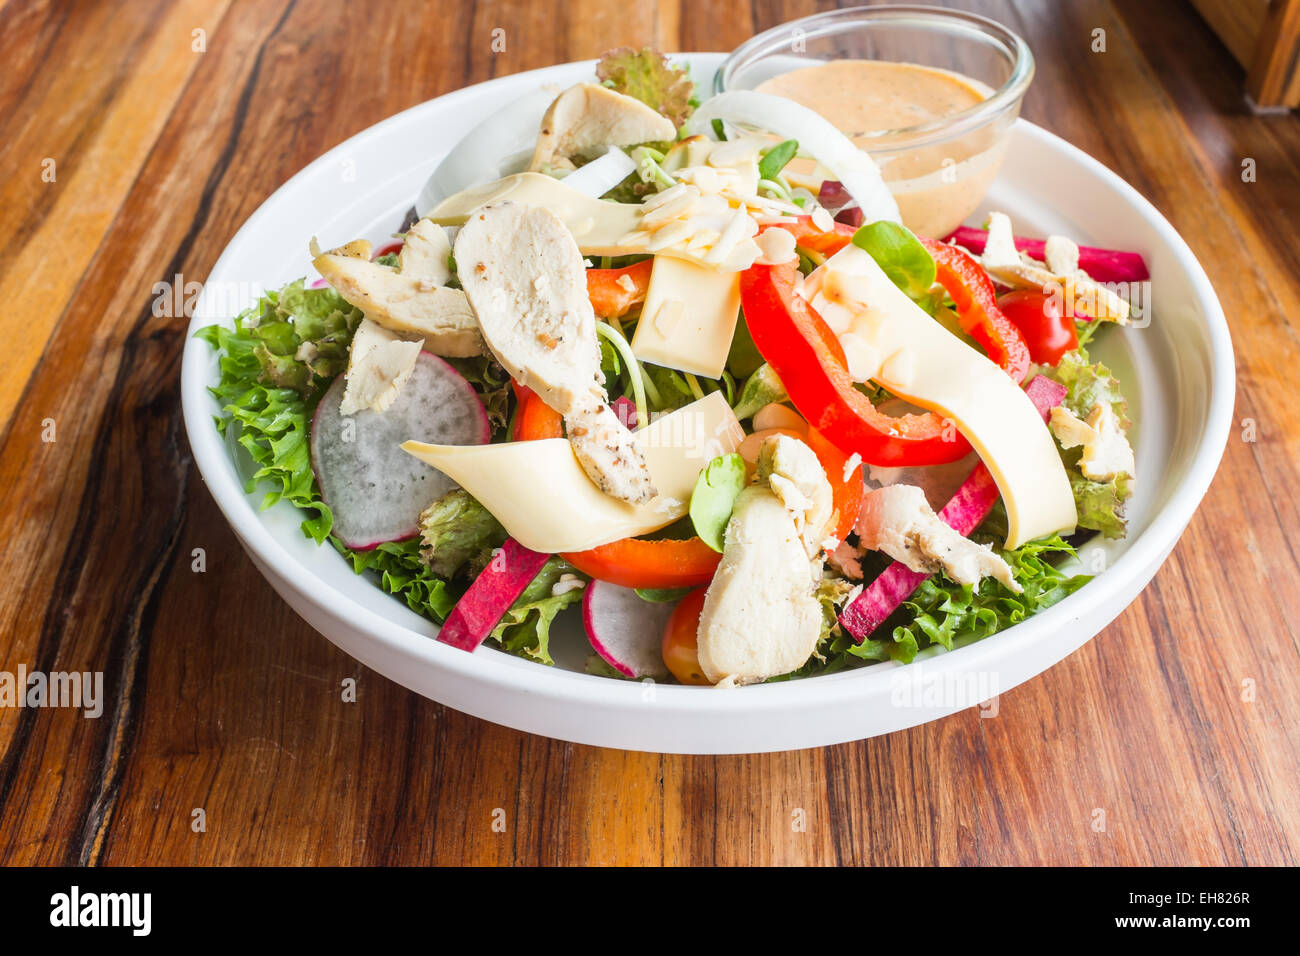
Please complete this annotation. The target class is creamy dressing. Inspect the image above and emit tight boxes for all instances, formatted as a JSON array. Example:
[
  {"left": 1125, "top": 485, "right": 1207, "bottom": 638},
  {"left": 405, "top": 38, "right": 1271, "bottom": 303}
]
[{"left": 757, "top": 59, "right": 1006, "bottom": 237}]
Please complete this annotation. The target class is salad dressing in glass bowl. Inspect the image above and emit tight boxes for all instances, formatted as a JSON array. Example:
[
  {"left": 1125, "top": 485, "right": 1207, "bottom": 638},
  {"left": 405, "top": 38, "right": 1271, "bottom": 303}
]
[
  {"left": 757, "top": 59, "right": 1002, "bottom": 237},
  {"left": 718, "top": 5, "right": 1035, "bottom": 238}
]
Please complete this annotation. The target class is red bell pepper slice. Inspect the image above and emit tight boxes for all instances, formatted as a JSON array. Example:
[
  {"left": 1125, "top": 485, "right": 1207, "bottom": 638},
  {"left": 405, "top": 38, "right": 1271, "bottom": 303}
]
[
  {"left": 739, "top": 260, "right": 972, "bottom": 466},
  {"left": 778, "top": 215, "right": 856, "bottom": 258},
  {"left": 586, "top": 259, "right": 653, "bottom": 318},
  {"left": 511, "top": 382, "right": 564, "bottom": 441},
  {"left": 920, "top": 237, "right": 1032, "bottom": 383},
  {"left": 563, "top": 537, "right": 721, "bottom": 589}
]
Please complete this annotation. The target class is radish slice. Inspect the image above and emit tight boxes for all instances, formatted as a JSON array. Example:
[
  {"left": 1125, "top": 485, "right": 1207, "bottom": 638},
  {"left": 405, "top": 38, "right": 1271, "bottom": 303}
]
[
  {"left": 689, "top": 91, "right": 901, "bottom": 226},
  {"left": 583, "top": 581, "right": 674, "bottom": 678},
  {"left": 839, "top": 375, "right": 1068, "bottom": 641},
  {"left": 416, "top": 86, "right": 560, "bottom": 216},
  {"left": 439, "top": 539, "right": 551, "bottom": 651},
  {"left": 311, "top": 351, "right": 491, "bottom": 549},
  {"left": 560, "top": 146, "right": 636, "bottom": 198},
  {"left": 944, "top": 226, "right": 1150, "bottom": 283}
]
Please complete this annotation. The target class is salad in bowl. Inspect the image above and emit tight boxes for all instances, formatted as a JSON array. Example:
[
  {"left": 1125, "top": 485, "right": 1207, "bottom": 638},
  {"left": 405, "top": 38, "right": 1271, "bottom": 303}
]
[{"left": 198, "top": 48, "right": 1146, "bottom": 688}]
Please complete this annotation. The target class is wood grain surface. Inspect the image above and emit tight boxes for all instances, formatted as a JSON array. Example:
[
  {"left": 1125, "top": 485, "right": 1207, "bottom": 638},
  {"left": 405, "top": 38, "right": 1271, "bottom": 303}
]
[{"left": 0, "top": 0, "right": 1296, "bottom": 866}]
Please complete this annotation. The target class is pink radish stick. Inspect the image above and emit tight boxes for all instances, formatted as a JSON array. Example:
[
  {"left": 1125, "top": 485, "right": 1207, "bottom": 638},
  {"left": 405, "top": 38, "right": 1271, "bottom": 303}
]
[{"left": 438, "top": 539, "right": 551, "bottom": 651}]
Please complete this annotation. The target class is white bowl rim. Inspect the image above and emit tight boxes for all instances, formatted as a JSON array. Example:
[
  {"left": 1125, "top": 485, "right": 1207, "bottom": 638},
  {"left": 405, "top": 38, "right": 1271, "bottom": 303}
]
[{"left": 181, "top": 53, "right": 1235, "bottom": 724}]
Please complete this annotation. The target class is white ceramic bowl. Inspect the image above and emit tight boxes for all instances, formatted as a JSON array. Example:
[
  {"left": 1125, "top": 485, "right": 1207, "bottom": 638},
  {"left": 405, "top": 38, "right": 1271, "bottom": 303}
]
[{"left": 181, "top": 53, "right": 1234, "bottom": 754}]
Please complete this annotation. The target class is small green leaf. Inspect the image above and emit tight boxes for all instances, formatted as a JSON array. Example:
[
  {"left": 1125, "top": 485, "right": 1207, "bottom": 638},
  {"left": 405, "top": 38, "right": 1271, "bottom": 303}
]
[
  {"left": 726, "top": 310, "right": 765, "bottom": 379},
  {"left": 758, "top": 139, "right": 798, "bottom": 181},
  {"left": 851, "top": 220, "right": 936, "bottom": 300},
  {"left": 732, "top": 363, "right": 787, "bottom": 420},
  {"left": 689, "top": 453, "right": 747, "bottom": 552},
  {"left": 635, "top": 586, "right": 693, "bottom": 603},
  {"left": 417, "top": 489, "right": 507, "bottom": 580}
]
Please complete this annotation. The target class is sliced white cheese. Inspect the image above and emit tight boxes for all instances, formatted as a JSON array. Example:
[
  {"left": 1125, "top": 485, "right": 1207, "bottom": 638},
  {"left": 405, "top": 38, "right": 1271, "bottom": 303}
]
[
  {"left": 430, "top": 172, "right": 775, "bottom": 272},
  {"left": 400, "top": 391, "right": 745, "bottom": 553},
  {"left": 430, "top": 172, "right": 643, "bottom": 255},
  {"left": 339, "top": 317, "right": 423, "bottom": 415},
  {"left": 630, "top": 256, "right": 741, "bottom": 379},
  {"left": 803, "top": 244, "right": 1077, "bottom": 549}
]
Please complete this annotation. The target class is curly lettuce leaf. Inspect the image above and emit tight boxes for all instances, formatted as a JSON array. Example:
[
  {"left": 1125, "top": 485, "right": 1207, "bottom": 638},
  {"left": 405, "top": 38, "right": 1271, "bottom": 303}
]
[
  {"left": 1049, "top": 349, "right": 1130, "bottom": 429},
  {"left": 254, "top": 280, "right": 362, "bottom": 396},
  {"left": 196, "top": 311, "right": 339, "bottom": 541},
  {"left": 596, "top": 47, "right": 695, "bottom": 128},
  {"left": 418, "top": 489, "right": 507, "bottom": 580},
  {"left": 785, "top": 536, "right": 1089, "bottom": 678},
  {"left": 337, "top": 537, "right": 455, "bottom": 621},
  {"left": 489, "top": 558, "right": 584, "bottom": 666},
  {"left": 1071, "top": 473, "right": 1131, "bottom": 539}
]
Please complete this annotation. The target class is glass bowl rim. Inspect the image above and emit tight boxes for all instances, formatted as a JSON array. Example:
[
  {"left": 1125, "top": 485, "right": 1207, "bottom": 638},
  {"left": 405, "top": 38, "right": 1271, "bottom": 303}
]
[{"left": 714, "top": 4, "right": 1036, "bottom": 149}]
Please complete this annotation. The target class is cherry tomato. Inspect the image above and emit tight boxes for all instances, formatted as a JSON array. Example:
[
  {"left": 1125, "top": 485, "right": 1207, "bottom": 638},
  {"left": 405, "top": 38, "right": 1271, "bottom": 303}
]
[
  {"left": 662, "top": 588, "right": 711, "bottom": 685},
  {"left": 995, "top": 290, "right": 1078, "bottom": 366}
]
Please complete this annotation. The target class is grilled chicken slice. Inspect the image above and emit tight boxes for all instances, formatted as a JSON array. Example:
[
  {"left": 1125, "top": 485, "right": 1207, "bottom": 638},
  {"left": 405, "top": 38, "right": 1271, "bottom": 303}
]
[
  {"left": 313, "top": 250, "right": 484, "bottom": 357},
  {"left": 757, "top": 434, "right": 834, "bottom": 562},
  {"left": 529, "top": 83, "right": 676, "bottom": 173},
  {"left": 339, "top": 317, "right": 422, "bottom": 415},
  {"left": 857, "top": 484, "right": 1019, "bottom": 591},
  {"left": 398, "top": 218, "right": 453, "bottom": 286},
  {"left": 697, "top": 435, "right": 835, "bottom": 686},
  {"left": 696, "top": 486, "right": 823, "bottom": 686},
  {"left": 454, "top": 202, "right": 655, "bottom": 505},
  {"left": 328, "top": 238, "right": 373, "bottom": 259},
  {"left": 981, "top": 211, "right": 1129, "bottom": 323}
]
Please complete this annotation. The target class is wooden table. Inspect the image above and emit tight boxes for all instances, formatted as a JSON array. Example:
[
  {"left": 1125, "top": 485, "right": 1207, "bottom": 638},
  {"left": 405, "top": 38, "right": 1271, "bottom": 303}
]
[{"left": 1, "top": 0, "right": 1296, "bottom": 866}]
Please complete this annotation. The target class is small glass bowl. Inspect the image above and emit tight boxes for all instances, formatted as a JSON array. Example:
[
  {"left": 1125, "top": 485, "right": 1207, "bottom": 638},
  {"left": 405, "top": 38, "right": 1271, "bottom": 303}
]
[{"left": 716, "top": 4, "right": 1035, "bottom": 237}]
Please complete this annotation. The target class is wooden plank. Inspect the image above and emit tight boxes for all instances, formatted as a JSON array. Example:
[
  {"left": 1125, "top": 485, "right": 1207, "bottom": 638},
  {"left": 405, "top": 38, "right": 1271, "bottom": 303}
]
[
  {"left": 1247, "top": 0, "right": 1300, "bottom": 107},
  {"left": 0, "top": 0, "right": 228, "bottom": 436},
  {"left": 0, "top": 0, "right": 1298, "bottom": 867},
  {"left": 1188, "top": 0, "right": 1272, "bottom": 66}
]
